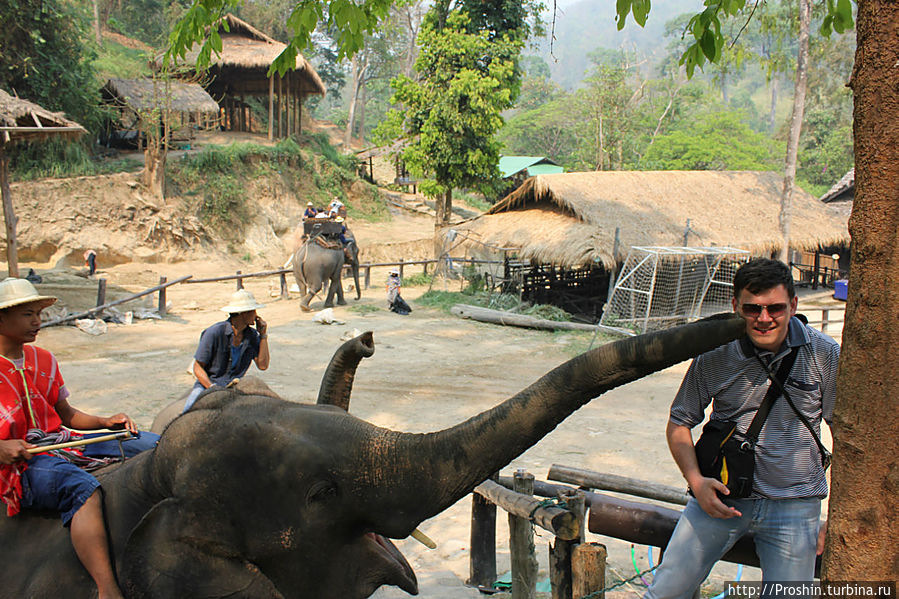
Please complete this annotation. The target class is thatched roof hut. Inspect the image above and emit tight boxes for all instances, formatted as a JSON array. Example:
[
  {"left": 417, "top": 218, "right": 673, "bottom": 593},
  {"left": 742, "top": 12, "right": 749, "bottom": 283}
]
[
  {"left": 1, "top": 89, "right": 86, "bottom": 276},
  {"left": 102, "top": 78, "right": 220, "bottom": 115},
  {"left": 0, "top": 88, "right": 87, "bottom": 144},
  {"left": 453, "top": 170, "right": 849, "bottom": 269},
  {"left": 820, "top": 168, "right": 855, "bottom": 206},
  {"left": 167, "top": 13, "right": 324, "bottom": 139}
]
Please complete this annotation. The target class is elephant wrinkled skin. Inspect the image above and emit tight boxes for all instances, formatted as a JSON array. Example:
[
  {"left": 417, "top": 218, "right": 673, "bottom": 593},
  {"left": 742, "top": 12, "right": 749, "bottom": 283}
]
[
  {"left": 0, "top": 315, "right": 745, "bottom": 598},
  {"left": 292, "top": 237, "right": 361, "bottom": 311}
]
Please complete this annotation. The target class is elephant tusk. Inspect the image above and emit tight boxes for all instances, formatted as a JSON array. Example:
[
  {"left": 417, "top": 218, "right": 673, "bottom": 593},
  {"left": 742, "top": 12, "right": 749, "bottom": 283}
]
[{"left": 410, "top": 528, "right": 436, "bottom": 549}]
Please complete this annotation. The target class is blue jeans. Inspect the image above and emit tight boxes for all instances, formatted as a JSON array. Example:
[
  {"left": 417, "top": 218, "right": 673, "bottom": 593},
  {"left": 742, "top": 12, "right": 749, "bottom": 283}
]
[{"left": 644, "top": 497, "right": 821, "bottom": 599}]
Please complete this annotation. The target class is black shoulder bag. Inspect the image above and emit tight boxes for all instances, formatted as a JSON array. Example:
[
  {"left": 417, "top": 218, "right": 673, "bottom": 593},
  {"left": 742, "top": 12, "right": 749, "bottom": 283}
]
[{"left": 693, "top": 348, "right": 799, "bottom": 498}]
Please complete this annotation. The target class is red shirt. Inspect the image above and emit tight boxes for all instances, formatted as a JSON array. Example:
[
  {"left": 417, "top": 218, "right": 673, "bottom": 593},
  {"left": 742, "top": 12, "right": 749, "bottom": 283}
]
[{"left": 0, "top": 346, "right": 67, "bottom": 516}]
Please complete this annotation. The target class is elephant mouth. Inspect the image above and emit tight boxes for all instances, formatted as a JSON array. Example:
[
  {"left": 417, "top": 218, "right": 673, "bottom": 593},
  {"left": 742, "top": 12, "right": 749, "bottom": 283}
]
[{"left": 366, "top": 532, "right": 418, "bottom": 595}]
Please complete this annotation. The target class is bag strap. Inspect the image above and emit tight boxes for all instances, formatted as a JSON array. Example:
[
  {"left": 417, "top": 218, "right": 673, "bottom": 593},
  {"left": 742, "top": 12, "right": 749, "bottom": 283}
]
[
  {"left": 744, "top": 347, "right": 799, "bottom": 443},
  {"left": 753, "top": 348, "right": 832, "bottom": 470}
]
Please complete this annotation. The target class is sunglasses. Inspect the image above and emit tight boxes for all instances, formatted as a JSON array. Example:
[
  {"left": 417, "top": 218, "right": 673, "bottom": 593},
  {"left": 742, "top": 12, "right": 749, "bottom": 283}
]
[{"left": 740, "top": 302, "right": 788, "bottom": 318}]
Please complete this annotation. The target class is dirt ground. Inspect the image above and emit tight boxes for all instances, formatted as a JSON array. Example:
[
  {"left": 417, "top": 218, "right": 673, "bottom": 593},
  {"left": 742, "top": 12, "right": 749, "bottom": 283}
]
[{"left": 24, "top": 256, "right": 844, "bottom": 599}]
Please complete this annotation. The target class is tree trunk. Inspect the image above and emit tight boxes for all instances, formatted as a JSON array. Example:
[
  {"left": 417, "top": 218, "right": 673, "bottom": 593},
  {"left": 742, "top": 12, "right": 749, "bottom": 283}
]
[
  {"left": 823, "top": 0, "right": 899, "bottom": 581},
  {"left": 0, "top": 144, "right": 20, "bottom": 278},
  {"left": 142, "top": 145, "right": 166, "bottom": 199},
  {"left": 358, "top": 82, "right": 367, "bottom": 143},
  {"left": 92, "top": 0, "right": 102, "bottom": 46},
  {"left": 345, "top": 55, "right": 361, "bottom": 148},
  {"left": 435, "top": 187, "right": 452, "bottom": 227},
  {"left": 769, "top": 76, "right": 778, "bottom": 134},
  {"left": 777, "top": 0, "right": 810, "bottom": 263}
]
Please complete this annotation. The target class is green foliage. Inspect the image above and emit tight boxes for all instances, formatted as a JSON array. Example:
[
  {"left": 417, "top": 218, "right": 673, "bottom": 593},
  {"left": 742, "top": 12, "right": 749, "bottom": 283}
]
[
  {"left": 348, "top": 304, "right": 382, "bottom": 315},
  {"left": 0, "top": 0, "right": 104, "bottom": 131},
  {"left": 402, "top": 272, "right": 434, "bottom": 286},
  {"left": 376, "top": 11, "right": 522, "bottom": 200},
  {"left": 92, "top": 41, "right": 154, "bottom": 80},
  {"left": 101, "top": 0, "right": 175, "bottom": 46},
  {"left": 641, "top": 110, "right": 782, "bottom": 171},
  {"left": 9, "top": 139, "right": 142, "bottom": 181}
]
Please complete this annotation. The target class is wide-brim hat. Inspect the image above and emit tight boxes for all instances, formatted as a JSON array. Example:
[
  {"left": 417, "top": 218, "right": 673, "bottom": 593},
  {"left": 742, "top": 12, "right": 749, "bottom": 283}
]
[
  {"left": 220, "top": 289, "right": 265, "bottom": 313},
  {"left": 0, "top": 277, "right": 57, "bottom": 311}
]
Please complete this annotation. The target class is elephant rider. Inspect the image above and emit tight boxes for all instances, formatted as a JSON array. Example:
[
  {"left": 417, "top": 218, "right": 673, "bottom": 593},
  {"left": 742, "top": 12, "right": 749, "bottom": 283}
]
[
  {"left": 183, "top": 289, "right": 270, "bottom": 412},
  {"left": 303, "top": 201, "right": 318, "bottom": 220},
  {"left": 0, "top": 277, "right": 159, "bottom": 599},
  {"left": 644, "top": 259, "right": 838, "bottom": 597},
  {"left": 328, "top": 198, "right": 346, "bottom": 218}
]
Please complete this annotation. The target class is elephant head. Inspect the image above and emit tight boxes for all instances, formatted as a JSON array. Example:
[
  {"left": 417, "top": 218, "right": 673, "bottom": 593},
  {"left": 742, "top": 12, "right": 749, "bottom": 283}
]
[{"left": 118, "top": 315, "right": 744, "bottom": 598}]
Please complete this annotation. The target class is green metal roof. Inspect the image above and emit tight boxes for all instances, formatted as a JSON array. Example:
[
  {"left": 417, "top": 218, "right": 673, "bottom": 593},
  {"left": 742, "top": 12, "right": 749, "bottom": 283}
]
[{"left": 498, "top": 155, "right": 562, "bottom": 178}]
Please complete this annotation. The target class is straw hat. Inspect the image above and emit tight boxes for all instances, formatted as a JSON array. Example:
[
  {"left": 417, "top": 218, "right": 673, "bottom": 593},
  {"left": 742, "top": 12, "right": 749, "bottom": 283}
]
[
  {"left": 0, "top": 277, "right": 57, "bottom": 311},
  {"left": 306, "top": 202, "right": 314, "bottom": 206},
  {"left": 220, "top": 289, "right": 265, "bottom": 314}
]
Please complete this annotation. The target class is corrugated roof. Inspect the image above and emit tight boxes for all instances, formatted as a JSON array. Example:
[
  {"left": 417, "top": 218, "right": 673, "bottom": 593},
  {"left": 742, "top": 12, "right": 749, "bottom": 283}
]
[
  {"left": 498, "top": 156, "right": 560, "bottom": 178},
  {"left": 526, "top": 163, "right": 564, "bottom": 176}
]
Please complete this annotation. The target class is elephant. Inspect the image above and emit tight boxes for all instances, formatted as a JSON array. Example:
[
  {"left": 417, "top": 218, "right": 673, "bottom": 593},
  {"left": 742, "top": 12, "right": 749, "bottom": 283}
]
[
  {"left": 292, "top": 235, "right": 361, "bottom": 312},
  {"left": 0, "top": 315, "right": 745, "bottom": 599}
]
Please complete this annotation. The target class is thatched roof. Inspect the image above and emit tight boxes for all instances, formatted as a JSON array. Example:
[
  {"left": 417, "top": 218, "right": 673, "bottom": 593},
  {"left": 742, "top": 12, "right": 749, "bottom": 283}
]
[
  {"left": 453, "top": 171, "right": 849, "bottom": 269},
  {"left": 0, "top": 89, "right": 86, "bottom": 144},
  {"left": 102, "top": 78, "right": 220, "bottom": 114},
  {"left": 820, "top": 168, "right": 854, "bottom": 203},
  {"left": 172, "top": 13, "right": 325, "bottom": 95}
]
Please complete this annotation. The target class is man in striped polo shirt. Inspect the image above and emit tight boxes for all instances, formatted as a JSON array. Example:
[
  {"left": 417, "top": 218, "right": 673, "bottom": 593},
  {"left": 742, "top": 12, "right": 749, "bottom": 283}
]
[{"left": 645, "top": 258, "right": 839, "bottom": 597}]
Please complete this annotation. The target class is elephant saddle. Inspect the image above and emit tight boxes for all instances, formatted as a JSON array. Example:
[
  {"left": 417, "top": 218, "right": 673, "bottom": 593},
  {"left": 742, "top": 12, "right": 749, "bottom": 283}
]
[{"left": 313, "top": 236, "right": 342, "bottom": 251}]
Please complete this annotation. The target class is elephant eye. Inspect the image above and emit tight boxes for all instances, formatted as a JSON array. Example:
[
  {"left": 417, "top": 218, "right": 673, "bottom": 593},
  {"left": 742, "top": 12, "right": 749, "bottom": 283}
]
[{"left": 307, "top": 481, "right": 339, "bottom": 504}]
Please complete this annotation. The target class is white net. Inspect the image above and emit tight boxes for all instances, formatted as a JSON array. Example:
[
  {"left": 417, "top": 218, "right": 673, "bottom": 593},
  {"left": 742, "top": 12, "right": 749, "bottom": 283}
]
[{"left": 600, "top": 246, "right": 751, "bottom": 335}]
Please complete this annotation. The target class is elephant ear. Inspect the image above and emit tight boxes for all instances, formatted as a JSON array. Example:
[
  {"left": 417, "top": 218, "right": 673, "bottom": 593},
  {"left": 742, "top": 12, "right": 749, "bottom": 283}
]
[{"left": 122, "top": 498, "right": 284, "bottom": 599}]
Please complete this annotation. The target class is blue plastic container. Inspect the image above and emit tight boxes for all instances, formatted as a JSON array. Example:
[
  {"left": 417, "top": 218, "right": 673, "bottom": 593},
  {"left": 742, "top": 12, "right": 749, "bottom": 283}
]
[{"left": 833, "top": 279, "right": 848, "bottom": 301}]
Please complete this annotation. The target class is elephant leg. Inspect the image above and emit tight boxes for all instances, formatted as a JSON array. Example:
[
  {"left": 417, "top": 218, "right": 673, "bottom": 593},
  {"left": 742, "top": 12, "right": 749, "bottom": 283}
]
[{"left": 335, "top": 274, "right": 347, "bottom": 306}]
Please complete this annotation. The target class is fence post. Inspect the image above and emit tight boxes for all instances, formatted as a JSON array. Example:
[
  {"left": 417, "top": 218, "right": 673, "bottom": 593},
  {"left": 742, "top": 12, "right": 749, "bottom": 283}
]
[
  {"left": 572, "top": 543, "right": 607, "bottom": 599},
  {"left": 157, "top": 276, "right": 167, "bottom": 315},
  {"left": 424, "top": 261, "right": 429, "bottom": 275},
  {"left": 96, "top": 278, "right": 107, "bottom": 308},
  {"left": 236, "top": 271, "right": 244, "bottom": 290},
  {"left": 280, "top": 272, "right": 288, "bottom": 299},
  {"left": 468, "top": 473, "right": 498, "bottom": 590},
  {"left": 549, "top": 489, "right": 584, "bottom": 599},
  {"left": 365, "top": 265, "right": 371, "bottom": 289},
  {"left": 821, "top": 309, "right": 829, "bottom": 334},
  {"left": 510, "top": 470, "right": 537, "bottom": 599},
  {"left": 399, "top": 259, "right": 405, "bottom": 279}
]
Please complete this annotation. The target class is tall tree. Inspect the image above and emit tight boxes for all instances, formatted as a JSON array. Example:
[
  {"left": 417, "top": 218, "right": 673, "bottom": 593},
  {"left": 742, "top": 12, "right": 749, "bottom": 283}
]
[{"left": 376, "top": 10, "right": 521, "bottom": 226}]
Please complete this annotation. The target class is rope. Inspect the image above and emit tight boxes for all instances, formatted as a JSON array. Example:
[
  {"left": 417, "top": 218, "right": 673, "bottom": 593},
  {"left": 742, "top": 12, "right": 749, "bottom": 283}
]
[
  {"left": 527, "top": 497, "right": 569, "bottom": 522},
  {"left": 578, "top": 564, "right": 659, "bottom": 598},
  {"left": 25, "top": 429, "right": 121, "bottom": 471}
]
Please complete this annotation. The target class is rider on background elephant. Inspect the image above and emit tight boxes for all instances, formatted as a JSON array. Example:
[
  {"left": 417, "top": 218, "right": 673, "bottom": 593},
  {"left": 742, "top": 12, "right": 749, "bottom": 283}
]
[
  {"left": 293, "top": 217, "right": 361, "bottom": 312},
  {"left": 1, "top": 315, "right": 746, "bottom": 599}
]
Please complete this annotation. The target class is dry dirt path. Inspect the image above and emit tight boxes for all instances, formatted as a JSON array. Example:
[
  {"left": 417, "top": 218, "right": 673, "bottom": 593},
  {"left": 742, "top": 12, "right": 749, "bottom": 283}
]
[{"left": 30, "top": 260, "right": 841, "bottom": 598}]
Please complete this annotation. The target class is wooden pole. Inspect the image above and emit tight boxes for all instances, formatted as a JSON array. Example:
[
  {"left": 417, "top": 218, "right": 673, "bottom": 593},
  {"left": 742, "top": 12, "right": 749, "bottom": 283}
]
[
  {"left": 571, "top": 543, "right": 606, "bottom": 599},
  {"left": 286, "top": 72, "right": 292, "bottom": 136},
  {"left": 549, "top": 490, "right": 585, "bottom": 599},
  {"left": 236, "top": 271, "right": 243, "bottom": 290},
  {"left": 268, "top": 76, "right": 274, "bottom": 141},
  {"left": 280, "top": 272, "right": 289, "bottom": 299},
  {"left": 1, "top": 144, "right": 19, "bottom": 277},
  {"left": 96, "top": 278, "right": 107, "bottom": 307},
  {"left": 278, "top": 74, "right": 283, "bottom": 139},
  {"left": 157, "top": 276, "right": 167, "bottom": 315},
  {"left": 365, "top": 265, "right": 371, "bottom": 289},
  {"left": 474, "top": 480, "right": 578, "bottom": 539},
  {"left": 510, "top": 470, "right": 537, "bottom": 599},
  {"left": 548, "top": 465, "right": 690, "bottom": 506},
  {"left": 468, "top": 474, "right": 497, "bottom": 590}
]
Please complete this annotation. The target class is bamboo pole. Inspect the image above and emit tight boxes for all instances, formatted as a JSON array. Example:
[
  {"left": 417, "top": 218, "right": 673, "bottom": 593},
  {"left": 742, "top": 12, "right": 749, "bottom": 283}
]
[
  {"left": 27, "top": 431, "right": 132, "bottom": 454},
  {"left": 548, "top": 465, "right": 690, "bottom": 506}
]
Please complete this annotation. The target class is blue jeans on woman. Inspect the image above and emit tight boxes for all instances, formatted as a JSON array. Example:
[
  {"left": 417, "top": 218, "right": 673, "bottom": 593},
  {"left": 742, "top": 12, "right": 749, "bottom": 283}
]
[{"left": 644, "top": 496, "right": 821, "bottom": 599}]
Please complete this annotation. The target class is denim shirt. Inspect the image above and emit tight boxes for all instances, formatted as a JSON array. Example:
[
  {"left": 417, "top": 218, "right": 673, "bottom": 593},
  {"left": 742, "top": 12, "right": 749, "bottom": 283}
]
[{"left": 193, "top": 320, "right": 260, "bottom": 387}]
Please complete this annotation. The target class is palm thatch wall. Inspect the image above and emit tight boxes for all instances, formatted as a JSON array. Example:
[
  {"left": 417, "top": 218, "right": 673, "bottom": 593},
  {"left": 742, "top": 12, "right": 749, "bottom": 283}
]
[
  {"left": 103, "top": 78, "right": 220, "bottom": 115},
  {"left": 453, "top": 170, "right": 849, "bottom": 270}
]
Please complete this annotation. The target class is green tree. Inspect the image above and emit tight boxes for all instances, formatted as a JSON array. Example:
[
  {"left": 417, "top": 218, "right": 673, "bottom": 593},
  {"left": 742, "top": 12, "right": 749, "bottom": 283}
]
[
  {"left": 0, "top": 0, "right": 103, "bottom": 131},
  {"left": 376, "top": 11, "right": 521, "bottom": 225}
]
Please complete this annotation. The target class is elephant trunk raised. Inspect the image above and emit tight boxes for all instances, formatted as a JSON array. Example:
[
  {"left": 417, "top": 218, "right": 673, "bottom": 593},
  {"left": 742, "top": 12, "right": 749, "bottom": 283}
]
[
  {"left": 318, "top": 331, "right": 375, "bottom": 410},
  {"left": 357, "top": 314, "right": 745, "bottom": 538}
]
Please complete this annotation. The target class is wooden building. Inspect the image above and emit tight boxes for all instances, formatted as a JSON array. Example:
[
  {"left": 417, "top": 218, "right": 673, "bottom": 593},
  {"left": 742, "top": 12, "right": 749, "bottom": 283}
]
[
  {"left": 101, "top": 78, "right": 220, "bottom": 147},
  {"left": 167, "top": 13, "right": 325, "bottom": 139},
  {"left": 449, "top": 170, "right": 849, "bottom": 318}
]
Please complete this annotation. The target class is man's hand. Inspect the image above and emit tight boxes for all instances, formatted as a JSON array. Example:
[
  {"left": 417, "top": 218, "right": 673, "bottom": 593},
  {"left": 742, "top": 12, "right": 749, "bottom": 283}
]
[
  {"left": 0, "top": 439, "right": 35, "bottom": 464},
  {"left": 690, "top": 475, "right": 742, "bottom": 519},
  {"left": 255, "top": 316, "right": 267, "bottom": 337},
  {"left": 817, "top": 519, "right": 827, "bottom": 555},
  {"left": 101, "top": 413, "right": 137, "bottom": 434}
]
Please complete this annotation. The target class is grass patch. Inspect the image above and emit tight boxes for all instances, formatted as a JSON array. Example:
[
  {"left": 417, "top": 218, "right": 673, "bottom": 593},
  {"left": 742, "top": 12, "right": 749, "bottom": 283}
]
[
  {"left": 455, "top": 190, "right": 492, "bottom": 212},
  {"left": 348, "top": 304, "right": 381, "bottom": 315},
  {"left": 93, "top": 41, "right": 152, "bottom": 80},
  {"left": 10, "top": 139, "right": 143, "bottom": 181},
  {"left": 403, "top": 272, "right": 434, "bottom": 286}
]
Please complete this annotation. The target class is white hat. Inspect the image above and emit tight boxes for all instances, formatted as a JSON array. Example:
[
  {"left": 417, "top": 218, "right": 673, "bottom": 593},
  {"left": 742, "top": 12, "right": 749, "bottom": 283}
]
[
  {"left": 0, "top": 277, "right": 57, "bottom": 311},
  {"left": 388, "top": 267, "right": 399, "bottom": 275},
  {"left": 220, "top": 289, "right": 265, "bottom": 314},
  {"left": 335, "top": 216, "right": 345, "bottom": 223},
  {"left": 306, "top": 202, "right": 313, "bottom": 206}
]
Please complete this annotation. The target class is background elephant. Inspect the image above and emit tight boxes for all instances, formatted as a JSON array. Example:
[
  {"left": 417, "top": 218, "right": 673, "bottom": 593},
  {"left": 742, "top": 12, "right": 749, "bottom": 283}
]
[
  {"left": 292, "top": 237, "right": 361, "bottom": 311},
  {"left": 1, "top": 316, "right": 745, "bottom": 599}
]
